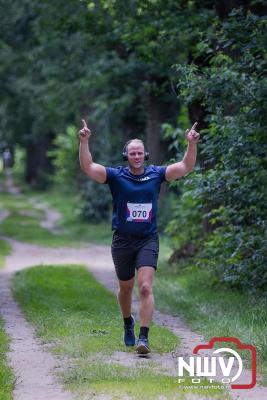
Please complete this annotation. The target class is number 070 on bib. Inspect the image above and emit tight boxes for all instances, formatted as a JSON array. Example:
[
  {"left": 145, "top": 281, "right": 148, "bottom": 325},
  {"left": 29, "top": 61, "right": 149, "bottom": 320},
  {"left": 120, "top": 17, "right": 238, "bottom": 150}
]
[{"left": 126, "top": 203, "right": 152, "bottom": 223}]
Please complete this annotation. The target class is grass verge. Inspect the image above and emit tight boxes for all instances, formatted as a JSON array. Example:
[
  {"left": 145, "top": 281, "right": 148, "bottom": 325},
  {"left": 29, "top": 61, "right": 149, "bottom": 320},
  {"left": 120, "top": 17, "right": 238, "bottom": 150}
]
[
  {"left": 155, "top": 260, "right": 267, "bottom": 386},
  {"left": 0, "top": 319, "right": 15, "bottom": 400},
  {"left": 12, "top": 264, "right": 228, "bottom": 399},
  {"left": 0, "top": 191, "right": 111, "bottom": 247},
  {"left": 0, "top": 239, "right": 12, "bottom": 268},
  {"left": 26, "top": 188, "right": 112, "bottom": 245}
]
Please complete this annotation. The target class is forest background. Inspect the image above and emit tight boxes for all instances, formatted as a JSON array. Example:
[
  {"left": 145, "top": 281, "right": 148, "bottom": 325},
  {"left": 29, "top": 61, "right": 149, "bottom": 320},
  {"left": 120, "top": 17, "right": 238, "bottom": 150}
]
[{"left": 1, "top": 0, "right": 266, "bottom": 293}]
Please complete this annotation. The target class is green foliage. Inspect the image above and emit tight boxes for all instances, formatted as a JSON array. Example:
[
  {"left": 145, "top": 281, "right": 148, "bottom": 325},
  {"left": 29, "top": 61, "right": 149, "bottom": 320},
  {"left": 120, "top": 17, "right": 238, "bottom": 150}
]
[
  {"left": 48, "top": 125, "right": 80, "bottom": 188},
  {"left": 165, "top": 173, "right": 203, "bottom": 250},
  {"left": 12, "top": 146, "right": 26, "bottom": 181},
  {"left": 79, "top": 179, "right": 112, "bottom": 223},
  {"left": 48, "top": 125, "right": 112, "bottom": 223},
  {"left": 1, "top": 0, "right": 266, "bottom": 292},
  {"left": 168, "top": 7, "right": 267, "bottom": 292},
  {"left": 155, "top": 264, "right": 267, "bottom": 369}
]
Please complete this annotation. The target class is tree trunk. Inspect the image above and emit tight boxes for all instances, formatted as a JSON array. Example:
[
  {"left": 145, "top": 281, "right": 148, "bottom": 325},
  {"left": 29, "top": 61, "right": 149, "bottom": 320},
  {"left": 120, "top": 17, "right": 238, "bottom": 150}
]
[
  {"left": 121, "top": 113, "right": 140, "bottom": 143},
  {"left": 145, "top": 91, "right": 169, "bottom": 204},
  {"left": 25, "top": 137, "right": 54, "bottom": 187},
  {"left": 145, "top": 92, "right": 163, "bottom": 165}
]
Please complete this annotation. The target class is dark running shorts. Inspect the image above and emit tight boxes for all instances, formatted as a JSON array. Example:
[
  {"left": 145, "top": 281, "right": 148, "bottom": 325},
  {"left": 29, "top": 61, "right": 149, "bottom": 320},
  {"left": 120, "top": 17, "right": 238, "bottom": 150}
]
[{"left": 111, "top": 231, "right": 159, "bottom": 281}]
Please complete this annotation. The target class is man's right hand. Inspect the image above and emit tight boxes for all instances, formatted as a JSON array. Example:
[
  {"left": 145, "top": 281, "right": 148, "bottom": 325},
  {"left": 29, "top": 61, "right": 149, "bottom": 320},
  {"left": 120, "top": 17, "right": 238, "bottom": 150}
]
[
  {"left": 79, "top": 118, "right": 106, "bottom": 183},
  {"left": 79, "top": 119, "right": 91, "bottom": 141}
]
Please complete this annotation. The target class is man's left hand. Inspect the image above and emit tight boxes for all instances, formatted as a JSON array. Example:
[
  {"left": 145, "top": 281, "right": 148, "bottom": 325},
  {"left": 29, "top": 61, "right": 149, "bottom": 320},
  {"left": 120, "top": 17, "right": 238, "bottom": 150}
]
[{"left": 185, "top": 122, "right": 200, "bottom": 143}]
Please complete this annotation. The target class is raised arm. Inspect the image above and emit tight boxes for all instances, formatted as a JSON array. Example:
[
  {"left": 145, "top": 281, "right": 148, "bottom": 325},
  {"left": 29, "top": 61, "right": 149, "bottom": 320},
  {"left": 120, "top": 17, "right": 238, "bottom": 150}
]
[
  {"left": 165, "top": 122, "right": 200, "bottom": 182},
  {"left": 79, "top": 119, "right": 107, "bottom": 183}
]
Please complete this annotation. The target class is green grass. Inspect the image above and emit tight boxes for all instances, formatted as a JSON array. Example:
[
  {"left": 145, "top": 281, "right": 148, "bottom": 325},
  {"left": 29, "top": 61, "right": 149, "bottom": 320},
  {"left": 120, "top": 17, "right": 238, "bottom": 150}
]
[
  {"left": 0, "top": 319, "right": 15, "bottom": 400},
  {"left": 11, "top": 264, "right": 229, "bottom": 399},
  {"left": 154, "top": 262, "right": 267, "bottom": 385},
  {"left": 63, "top": 361, "right": 229, "bottom": 400},
  {"left": 0, "top": 190, "right": 111, "bottom": 247},
  {"left": 0, "top": 179, "right": 169, "bottom": 249},
  {"left": 0, "top": 239, "right": 12, "bottom": 268},
  {"left": 26, "top": 188, "right": 112, "bottom": 245},
  {"left": 12, "top": 265, "right": 178, "bottom": 355}
]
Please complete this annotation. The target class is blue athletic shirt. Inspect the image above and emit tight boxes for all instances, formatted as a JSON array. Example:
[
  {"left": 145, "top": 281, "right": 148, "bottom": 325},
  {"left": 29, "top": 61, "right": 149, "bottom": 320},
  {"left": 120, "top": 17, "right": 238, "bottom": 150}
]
[{"left": 105, "top": 165, "right": 166, "bottom": 236}]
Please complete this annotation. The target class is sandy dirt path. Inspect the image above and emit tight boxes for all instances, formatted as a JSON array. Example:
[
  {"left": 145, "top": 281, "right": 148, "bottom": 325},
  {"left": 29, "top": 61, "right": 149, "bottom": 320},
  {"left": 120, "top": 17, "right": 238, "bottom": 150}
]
[{"left": 0, "top": 268, "right": 74, "bottom": 400}]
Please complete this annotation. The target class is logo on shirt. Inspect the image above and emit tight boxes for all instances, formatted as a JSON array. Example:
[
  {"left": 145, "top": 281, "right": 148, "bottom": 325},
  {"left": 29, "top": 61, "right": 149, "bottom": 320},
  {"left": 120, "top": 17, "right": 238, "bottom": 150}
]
[{"left": 136, "top": 176, "right": 150, "bottom": 181}]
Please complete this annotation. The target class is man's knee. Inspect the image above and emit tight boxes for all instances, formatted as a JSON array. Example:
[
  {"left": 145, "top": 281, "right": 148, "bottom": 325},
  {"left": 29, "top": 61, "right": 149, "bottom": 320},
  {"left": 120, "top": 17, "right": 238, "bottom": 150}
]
[
  {"left": 139, "top": 282, "right": 152, "bottom": 298},
  {"left": 118, "top": 279, "right": 134, "bottom": 295}
]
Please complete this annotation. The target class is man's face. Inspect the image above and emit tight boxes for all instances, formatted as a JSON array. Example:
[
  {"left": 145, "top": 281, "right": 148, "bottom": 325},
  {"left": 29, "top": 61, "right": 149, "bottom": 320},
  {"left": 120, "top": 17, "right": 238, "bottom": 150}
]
[{"left": 127, "top": 141, "right": 145, "bottom": 170}]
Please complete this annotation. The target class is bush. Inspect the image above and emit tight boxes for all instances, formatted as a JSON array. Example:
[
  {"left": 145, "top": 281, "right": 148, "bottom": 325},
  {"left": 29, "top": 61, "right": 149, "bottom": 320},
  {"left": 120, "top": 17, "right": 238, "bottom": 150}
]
[
  {"left": 48, "top": 125, "right": 80, "bottom": 188},
  {"left": 167, "top": 8, "right": 267, "bottom": 292},
  {"left": 78, "top": 179, "right": 112, "bottom": 223}
]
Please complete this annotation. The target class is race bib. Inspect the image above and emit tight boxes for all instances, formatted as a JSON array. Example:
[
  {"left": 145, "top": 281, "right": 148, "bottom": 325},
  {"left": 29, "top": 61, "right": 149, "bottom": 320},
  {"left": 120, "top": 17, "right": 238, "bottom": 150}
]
[{"left": 126, "top": 203, "right": 152, "bottom": 223}]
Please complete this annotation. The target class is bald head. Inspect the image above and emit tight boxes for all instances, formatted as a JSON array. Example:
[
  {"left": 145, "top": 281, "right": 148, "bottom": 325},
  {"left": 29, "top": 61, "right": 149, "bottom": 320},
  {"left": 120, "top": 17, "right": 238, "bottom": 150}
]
[{"left": 125, "top": 139, "right": 145, "bottom": 153}]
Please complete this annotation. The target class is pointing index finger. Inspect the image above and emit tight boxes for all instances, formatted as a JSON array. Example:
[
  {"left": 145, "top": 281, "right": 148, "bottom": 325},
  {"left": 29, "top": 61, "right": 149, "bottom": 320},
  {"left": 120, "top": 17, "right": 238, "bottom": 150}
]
[
  {"left": 82, "top": 119, "right": 88, "bottom": 128},
  {"left": 191, "top": 122, "right": 198, "bottom": 130}
]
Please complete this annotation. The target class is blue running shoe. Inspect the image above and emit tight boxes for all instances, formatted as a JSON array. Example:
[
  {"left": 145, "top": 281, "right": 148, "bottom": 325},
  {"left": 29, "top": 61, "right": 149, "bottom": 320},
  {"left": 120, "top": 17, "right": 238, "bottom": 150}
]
[
  {"left": 124, "top": 316, "right": 136, "bottom": 346},
  {"left": 136, "top": 337, "right": 150, "bottom": 354}
]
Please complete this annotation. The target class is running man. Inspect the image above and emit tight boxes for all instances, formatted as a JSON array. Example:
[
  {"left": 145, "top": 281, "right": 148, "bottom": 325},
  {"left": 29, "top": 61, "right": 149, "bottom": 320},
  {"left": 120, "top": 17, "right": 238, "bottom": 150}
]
[{"left": 79, "top": 119, "right": 200, "bottom": 354}]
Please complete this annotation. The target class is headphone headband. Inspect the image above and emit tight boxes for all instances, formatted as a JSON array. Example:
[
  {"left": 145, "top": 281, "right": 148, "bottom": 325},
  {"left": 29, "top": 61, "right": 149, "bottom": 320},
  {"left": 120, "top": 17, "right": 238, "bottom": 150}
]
[{"left": 122, "top": 139, "right": 149, "bottom": 161}]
